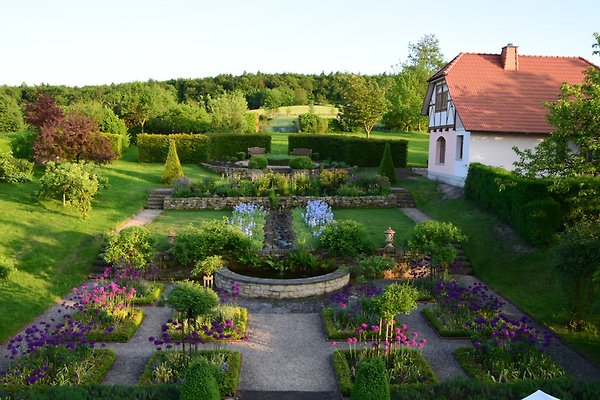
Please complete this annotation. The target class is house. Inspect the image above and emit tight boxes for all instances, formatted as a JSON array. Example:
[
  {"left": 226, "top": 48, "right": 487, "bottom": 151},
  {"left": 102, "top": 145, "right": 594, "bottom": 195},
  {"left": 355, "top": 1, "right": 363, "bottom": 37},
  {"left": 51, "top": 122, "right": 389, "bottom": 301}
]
[{"left": 421, "top": 44, "right": 596, "bottom": 187}]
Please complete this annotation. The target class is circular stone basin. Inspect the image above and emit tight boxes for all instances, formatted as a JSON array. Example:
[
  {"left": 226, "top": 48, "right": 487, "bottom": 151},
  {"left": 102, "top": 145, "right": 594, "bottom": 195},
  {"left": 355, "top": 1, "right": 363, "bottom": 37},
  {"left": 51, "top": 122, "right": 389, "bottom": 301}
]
[{"left": 215, "top": 267, "right": 350, "bottom": 299}]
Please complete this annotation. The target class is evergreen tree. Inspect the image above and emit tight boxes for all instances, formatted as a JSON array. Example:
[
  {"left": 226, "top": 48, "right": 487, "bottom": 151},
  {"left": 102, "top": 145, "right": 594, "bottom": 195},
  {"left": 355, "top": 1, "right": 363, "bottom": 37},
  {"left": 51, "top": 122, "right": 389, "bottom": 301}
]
[
  {"left": 378, "top": 143, "right": 396, "bottom": 183},
  {"left": 161, "top": 139, "right": 183, "bottom": 183}
]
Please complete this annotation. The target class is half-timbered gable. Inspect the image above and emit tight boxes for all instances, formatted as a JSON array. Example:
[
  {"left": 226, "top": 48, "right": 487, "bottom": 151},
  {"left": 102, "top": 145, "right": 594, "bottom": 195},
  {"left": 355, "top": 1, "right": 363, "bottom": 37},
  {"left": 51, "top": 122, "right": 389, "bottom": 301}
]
[{"left": 421, "top": 44, "right": 595, "bottom": 187}]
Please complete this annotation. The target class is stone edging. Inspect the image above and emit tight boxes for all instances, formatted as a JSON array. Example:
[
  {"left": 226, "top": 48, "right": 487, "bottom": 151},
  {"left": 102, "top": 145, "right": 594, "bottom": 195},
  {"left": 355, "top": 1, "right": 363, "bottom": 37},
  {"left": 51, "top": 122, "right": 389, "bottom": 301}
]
[
  {"left": 215, "top": 267, "right": 350, "bottom": 299},
  {"left": 164, "top": 194, "right": 405, "bottom": 210}
]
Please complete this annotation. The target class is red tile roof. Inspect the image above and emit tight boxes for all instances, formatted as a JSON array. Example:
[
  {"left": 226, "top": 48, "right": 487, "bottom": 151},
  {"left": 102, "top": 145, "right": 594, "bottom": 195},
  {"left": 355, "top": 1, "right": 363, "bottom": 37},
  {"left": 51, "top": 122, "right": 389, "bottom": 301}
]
[{"left": 426, "top": 52, "right": 596, "bottom": 134}]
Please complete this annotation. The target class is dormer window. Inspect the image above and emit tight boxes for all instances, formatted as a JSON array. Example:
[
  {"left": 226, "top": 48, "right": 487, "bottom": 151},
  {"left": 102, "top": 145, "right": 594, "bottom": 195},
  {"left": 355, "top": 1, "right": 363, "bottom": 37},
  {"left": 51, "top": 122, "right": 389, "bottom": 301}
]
[{"left": 435, "top": 83, "right": 448, "bottom": 112}]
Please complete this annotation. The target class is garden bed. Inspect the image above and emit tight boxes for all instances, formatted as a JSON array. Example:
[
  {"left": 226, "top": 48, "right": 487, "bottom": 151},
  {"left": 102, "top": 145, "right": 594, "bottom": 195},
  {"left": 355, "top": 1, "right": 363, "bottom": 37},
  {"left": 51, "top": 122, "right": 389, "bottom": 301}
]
[
  {"left": 166, "top": 305, "right": 248, "bottom": 341},
  {"left": 454, "top": 347, "right": 568, "bottom": 383},
  {"left": 215, "top": 267, "right": 349, "bottom": 299},
  {"left": 139, "top": 350, "right": 241, "bottom": 397},
  {"left": 333, "top": 349, "right": 437, "bottom": 397},
  {"left": 75, "top": 308, "right": 145, "bottom": 342},
  {"left": 1, "top": 348, "right": 115, "bottom": 389},
  {"left": 421, "top": 307, "right": 470, "bottom": 338}
]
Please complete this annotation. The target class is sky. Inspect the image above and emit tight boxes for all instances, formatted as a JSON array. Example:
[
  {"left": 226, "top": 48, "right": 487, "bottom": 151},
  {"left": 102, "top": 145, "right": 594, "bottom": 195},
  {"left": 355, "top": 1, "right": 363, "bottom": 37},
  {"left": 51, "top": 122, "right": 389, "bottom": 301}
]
[{"left": 1, "top": 0, "right": 599, "bottom": 87}]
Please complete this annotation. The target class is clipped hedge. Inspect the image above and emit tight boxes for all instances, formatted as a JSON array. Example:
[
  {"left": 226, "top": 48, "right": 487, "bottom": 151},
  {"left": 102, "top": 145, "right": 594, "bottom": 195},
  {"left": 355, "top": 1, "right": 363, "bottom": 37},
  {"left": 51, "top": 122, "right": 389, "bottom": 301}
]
[
  {"left": 138, "top": 133, "right": 271, "bottom": 163},
  {"left": 137, "top": 133, "right": 211, "bottom": 163},
  {"left": 207, "top": 133, "right": 271, "bottom": 160},
  {"left": 288, "top": 134, "right": 407, "bottom": 167},
  {"left": 101, "top": 133, "right": 129, "bottom": 158},
  {"left": 3, "top": 384, "right": 179, "bottom": 400},
  {"left": 464, "top": 163, "right": 562, "bottom": 245},
  {"left": 390, "top": 378, "right": 600, "bottom": 400}
]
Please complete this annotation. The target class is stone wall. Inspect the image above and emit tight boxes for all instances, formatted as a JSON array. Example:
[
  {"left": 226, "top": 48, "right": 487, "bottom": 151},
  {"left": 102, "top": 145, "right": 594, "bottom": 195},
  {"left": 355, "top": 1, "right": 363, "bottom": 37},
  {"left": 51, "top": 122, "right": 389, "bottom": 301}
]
[
  {"left": 215, "top": 267, "right": 350, "bottom": 299},
  {"left": 164, "top": 194, "right": 405, "bottom": 210}
]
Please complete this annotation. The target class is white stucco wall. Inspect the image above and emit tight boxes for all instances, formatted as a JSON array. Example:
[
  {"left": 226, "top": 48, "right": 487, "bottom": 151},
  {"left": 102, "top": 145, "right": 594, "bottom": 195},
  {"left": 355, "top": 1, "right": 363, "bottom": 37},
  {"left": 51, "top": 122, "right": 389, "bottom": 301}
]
[{"left": 470, "top": 132, "right": 545, "bottom": 171}]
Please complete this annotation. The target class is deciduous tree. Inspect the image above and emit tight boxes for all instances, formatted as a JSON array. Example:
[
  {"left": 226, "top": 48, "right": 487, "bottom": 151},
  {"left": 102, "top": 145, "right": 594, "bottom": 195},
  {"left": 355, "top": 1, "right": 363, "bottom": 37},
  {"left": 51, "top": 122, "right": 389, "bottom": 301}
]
[
  {"left": 25, "top": 92, "right": 64, "bottom": 129},
  {"left": 339, "top": 75, "right": 387, "bottom": 138},
  {"left": 119, "top": 82, "right": 176, "bottom": 132}
]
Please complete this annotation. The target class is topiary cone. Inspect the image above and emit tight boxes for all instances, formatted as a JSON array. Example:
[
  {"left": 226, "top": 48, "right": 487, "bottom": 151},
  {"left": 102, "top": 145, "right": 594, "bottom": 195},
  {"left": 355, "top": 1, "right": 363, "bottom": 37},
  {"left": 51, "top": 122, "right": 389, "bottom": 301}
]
[
  {"left": 161, "top": 139, "right": 184, "bottom": 184},
  {"left": 378, "top": 142, "right": 396, "bottom": 183}
]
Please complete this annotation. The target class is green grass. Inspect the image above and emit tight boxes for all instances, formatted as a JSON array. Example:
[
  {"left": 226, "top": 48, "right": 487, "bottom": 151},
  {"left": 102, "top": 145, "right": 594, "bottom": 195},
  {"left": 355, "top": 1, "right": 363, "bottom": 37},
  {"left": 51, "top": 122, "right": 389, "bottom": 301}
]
[
  {"left": 145, "top": 210, "right": 231, "bottom": 250},
  {"left": 399, "top": 177, "right": 600, "bottom": 364},
  {"left": 333, "top": 208, "right": 415, "bottom": 248},
  {"left": 0, "top": 141, "right": 218, "bottom": 343}
]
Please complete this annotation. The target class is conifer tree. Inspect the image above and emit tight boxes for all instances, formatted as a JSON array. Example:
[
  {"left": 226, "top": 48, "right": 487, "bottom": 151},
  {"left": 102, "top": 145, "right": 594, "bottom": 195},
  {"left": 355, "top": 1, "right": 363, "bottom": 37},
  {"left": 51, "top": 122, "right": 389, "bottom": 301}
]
[
  {"left": 378, "top": 142, "right": 396, "bottom": 183},
  {"left": 161, "top": 139, "right": 183, "bottom": 183}
]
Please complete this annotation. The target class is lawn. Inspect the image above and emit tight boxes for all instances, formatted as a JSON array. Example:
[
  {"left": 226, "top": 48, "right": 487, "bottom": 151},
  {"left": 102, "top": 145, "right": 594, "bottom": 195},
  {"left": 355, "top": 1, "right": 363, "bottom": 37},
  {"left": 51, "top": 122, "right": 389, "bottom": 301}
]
[
  {"left": 0, "top": 143, "right": 218, "bottom": 343},
  {"left": 399, "top": 177, "right": 600, "bottom": 364},
  {"left": 146, "top": 210, "right": 231, "bottom": 250},
  {"left": 332, "top": 208, "right": 415, "bottom": 248}
]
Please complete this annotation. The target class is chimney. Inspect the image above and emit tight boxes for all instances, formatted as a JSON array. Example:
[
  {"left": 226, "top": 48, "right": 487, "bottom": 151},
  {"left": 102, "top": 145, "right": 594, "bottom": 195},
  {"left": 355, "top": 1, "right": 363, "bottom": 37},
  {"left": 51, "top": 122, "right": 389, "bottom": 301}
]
[{"left": 501, "top": 43, "right": 518, "bottom": 70}]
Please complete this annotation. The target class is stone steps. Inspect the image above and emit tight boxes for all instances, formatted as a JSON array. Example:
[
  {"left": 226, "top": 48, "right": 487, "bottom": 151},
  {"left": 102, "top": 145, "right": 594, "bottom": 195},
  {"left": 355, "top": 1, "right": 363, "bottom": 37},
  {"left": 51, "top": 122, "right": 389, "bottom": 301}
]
[
  {"left": 145, "top": 188, "right": 174, "bottom": 210},
  {"left": 391, "top": 187, "right": 416, "bottom": 208}
]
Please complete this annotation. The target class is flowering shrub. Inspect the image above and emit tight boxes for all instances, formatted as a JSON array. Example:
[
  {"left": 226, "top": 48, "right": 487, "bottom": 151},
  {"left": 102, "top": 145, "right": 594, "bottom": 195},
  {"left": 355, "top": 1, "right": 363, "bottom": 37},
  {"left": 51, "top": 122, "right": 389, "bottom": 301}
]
[
  {"left": 101, "top": 266, "right": 162, "bottom": 305},
  {"left": 229, "top": 202, "right": 267, "bottom": 239},
  {"left": 302, "top": 200, "right": 333, "bottom": 237}
]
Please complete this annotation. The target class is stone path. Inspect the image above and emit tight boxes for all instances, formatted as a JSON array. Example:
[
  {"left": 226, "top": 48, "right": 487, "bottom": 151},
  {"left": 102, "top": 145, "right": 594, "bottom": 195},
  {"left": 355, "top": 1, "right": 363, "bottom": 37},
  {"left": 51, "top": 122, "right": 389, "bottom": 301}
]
[{"left": 114, "top": 209, "right": 163, "bottom": 232}]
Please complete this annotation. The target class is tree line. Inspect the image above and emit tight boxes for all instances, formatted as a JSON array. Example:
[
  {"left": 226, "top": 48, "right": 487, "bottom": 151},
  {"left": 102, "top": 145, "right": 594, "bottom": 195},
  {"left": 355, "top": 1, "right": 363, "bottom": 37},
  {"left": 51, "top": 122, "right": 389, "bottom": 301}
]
[{"left": 0, "top": 35, "right": 446, "bottom": 135}]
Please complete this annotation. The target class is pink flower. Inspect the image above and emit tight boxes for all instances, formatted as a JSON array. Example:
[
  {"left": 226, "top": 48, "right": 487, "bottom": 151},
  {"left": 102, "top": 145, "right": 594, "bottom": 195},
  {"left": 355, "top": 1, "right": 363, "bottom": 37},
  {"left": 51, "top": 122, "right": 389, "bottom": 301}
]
[
  {"left": 331, "top": 341, "right": 337, "bottom": 348},
  {"left": 346, "top": 338, "right": 353, "bottom": 344},
  {"left": 371, "top": 325, "right": 379, "bottom": 332},
  {"left": 412, "top": 332, "right": 418, "bottom": 338},
  {"left": 421, "top": 339, "right": 427, "bottom": 344},
  {"left": 402, "top": 324, "right": 408, "bottom": 331}
]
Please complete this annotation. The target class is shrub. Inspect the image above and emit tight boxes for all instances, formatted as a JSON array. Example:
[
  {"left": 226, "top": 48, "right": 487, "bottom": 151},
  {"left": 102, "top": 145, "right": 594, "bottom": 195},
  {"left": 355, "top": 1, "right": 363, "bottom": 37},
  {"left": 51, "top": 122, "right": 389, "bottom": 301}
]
[
  {"left": 33, "top": 111, "right": 117, "bottom": 164},
  {"left": 103, "top": 226, "right": 156, "bottom": 270},
  {"left": 0, "top": 255, "right": 15, "bottom": 282},
  {"left": 552, "top": 220, "right": 600, "bottom": 329},
  {"left": 10, "top": 130, "right": 37, "bottom": 160},
  {"left": 180, "top": 356, "right": 220, "bottom": 400},
  {"left": 407, "top": 220, "right": 466, "bottom": 278},
  {"left": 298, "top": 113, "right": 329, "bottom": 133},
  {"left": 192, "top": 255, "right": 225, "bottom": 277},
  {"left": 289, "top": 156, "right": 314, "bottom": 169},
  {"left": 353, "top": 255, "right": 396, "bottom": 279},
  {"left": 378, "top": 143, "right": 396, "bottom": 184},
  {"left": 161, "top": 140, "right": 184, "bottom": 184},
  {"left": 146, "top": 103, "right": 211, "bottom": 134},
  {"left": 320, "top": 220, "right": 374, "bottom": 256},
  {"left": 0, "top": 93, "right": 25, "bottom": 132},
  {"left": 37, "top": 161, "right": 105, "bottom": 218},
  {"left": 137, "top": 134, "right": 211, "bottom": 163},
  {"left": 350, "top": 356, "right": 390, "bottom": 400},
  {"left": 172, "top": 220, "right": 255, "bottom": 265},
  {"left": 319, "top": 169, "right": 348, "bottom": 195},
  {"left": 0, "top": 151, "right": 34, "bottom": 183},
  {"left": 167, "top": 281, "right": 220, "bottom": 321},
  {"left": 248, "top": 156, "right": 268, "bottom": 169}
]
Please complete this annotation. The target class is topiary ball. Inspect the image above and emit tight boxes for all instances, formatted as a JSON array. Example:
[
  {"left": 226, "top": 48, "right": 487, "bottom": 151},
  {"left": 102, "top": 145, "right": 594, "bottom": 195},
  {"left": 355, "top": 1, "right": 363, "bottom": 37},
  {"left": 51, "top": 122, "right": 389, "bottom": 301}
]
[{"left": 180, "top": 356, "right": 220, "bottom": 400}]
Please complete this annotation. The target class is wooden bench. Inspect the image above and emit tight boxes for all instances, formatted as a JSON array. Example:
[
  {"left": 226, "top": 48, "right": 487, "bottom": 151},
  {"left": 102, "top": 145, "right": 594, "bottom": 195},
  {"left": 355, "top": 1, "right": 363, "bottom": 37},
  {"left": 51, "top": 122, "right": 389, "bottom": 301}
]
[
  {"left": 290, "top": 148, "right": 313, "bottom": 157},
  {"left": 247, "top": 147, "right": 267, "bottom": 157}
]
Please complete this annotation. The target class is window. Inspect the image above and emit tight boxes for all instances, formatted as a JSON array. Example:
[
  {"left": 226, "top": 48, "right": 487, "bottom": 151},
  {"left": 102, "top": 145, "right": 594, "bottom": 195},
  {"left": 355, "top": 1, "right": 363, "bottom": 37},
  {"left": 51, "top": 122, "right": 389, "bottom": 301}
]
[
  {"left": 436, "top": 137, "right": 446, "bottom": 164},
  {"left": 456, "top": 135, "right": 464, "bottom": 160},
  {"left": 434, "top": 83, "right": 448, "bottom": 112}
]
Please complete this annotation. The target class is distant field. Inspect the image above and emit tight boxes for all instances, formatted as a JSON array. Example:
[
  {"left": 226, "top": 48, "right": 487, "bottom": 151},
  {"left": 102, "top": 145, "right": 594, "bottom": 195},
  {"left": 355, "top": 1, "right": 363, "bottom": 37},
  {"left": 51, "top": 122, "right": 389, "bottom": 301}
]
[{"left": 256, "top": 105, "right": 338, "bottom": 117}]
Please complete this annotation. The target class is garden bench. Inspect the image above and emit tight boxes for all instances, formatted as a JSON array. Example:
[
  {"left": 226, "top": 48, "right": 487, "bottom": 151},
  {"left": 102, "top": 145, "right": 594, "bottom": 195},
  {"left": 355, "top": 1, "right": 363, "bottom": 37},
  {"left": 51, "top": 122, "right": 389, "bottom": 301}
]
[
  {"left": 290, "top": 148, "right": 313, "bottom": 157},
  {"left": 247, "top": 147, "right": 267, "bottom": 157}
]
